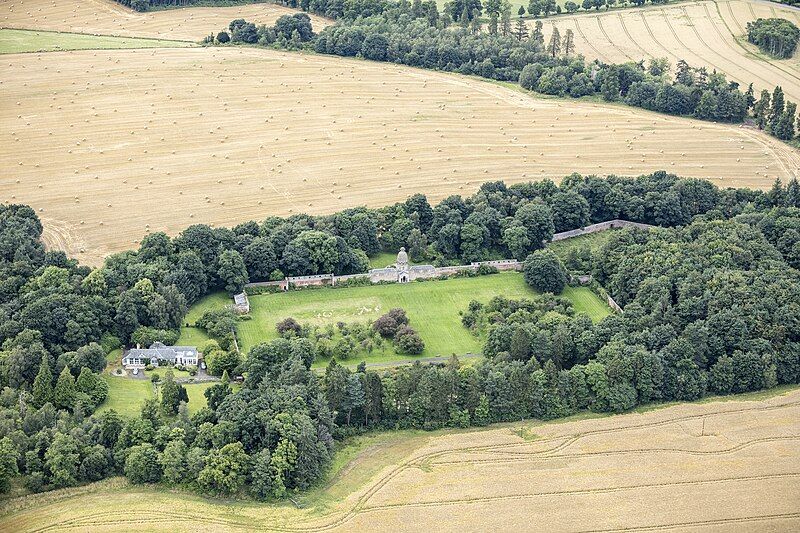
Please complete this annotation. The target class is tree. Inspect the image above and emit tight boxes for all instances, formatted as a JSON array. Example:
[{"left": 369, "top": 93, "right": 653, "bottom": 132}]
[
  {"left": 503, "top": 224, "right": 531, "bottom": 261},
  {"left": 474, "top": 394, "right": 490, "bottom": 426},
  {"left": 250, "top": 448, "right": 274, "bottom": 499},
  {"left": 601, "top": 66, "right": 620, "bottom": 101},
  {"left": 44, "top": 433, "right": 79, "bottom": 488},
  {"left": 514, "top": 202, "right": 554, "bottom": 250},
  {"left": 76, "top": 367, "right": 108, "bottom": 409},
  {"left": 562, "top": 28, "right": 575, "bottom": 55},
  {"left": 394, "top": 326, "right": 425, "bottom": 355},
  {"left": 160, "top": 439, "right": 189, "bottom": 484},
  {"left": 514, "top": 17, "right": 529, "bottom": 41},
  {"left": 198, "top": 442, "right": 249, "bottom": 495},
  {"left": 547, "top": 27, "right": 561, "bottom": 57},
  {"left": 774, "top": 101, "right": 797, "bottom": 140},
  {"left": 217, "top": 250, "right": 249, "bottom": 294},
  {"left": 531, "top": 20, "right": 544, "bottom": 44},
  {"left": 32, "top": 352, "right": 53, "bottom": 408},
  {"left": 342, "top": 373, "right": 365, "bottom": 425},
  {"left": 523, "top": 249, "right": 568, "bottom": 294},
  {"left": 53, "top": 366, "right": 76, "bottom": 410},
  {"left": 160, "top": 370, "right": 186, "bottom": 415},
  {"left": 0, "top": 438, "right": 18, "bottom": 493},
  {"left": 125, "top": 443, "right": 162, "bottom": 484},
  {"left": 550, "top": 191, "right": 590, "bottom": 232},
  {"left": 769, "top": 86, "right": 785, "bottom": 131},
  {"left": 216, "top": 31, "right": 230, "bottom": 44}
]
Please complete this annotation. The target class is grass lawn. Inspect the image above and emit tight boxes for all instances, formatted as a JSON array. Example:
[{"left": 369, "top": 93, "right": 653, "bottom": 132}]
[
  {"left": 547, "top": 230, "right": 616, "bottom": 258},
  {"left": 98, "top": 375, "right": 219, "bottom": 417},
  {"left": 180, "top": 273, "right": 611, "bottom": 366},
  {"left": 368, "top": 252, "right": 400, "bottom": 269},
  {"left": 0, "top": 28, "right": 192, "bottom": 54},
  {"left": 98, "top": 376, "right": 154, "bottom": 417}
]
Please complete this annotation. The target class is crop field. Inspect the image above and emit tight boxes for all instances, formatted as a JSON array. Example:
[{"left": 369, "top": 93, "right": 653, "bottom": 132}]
[
  {"left": 535, "top": 0, "right": 800, "bottom": 103},
  {"left": 0, "top": 28, "right": 192, "bottom": 53},
  {"left": 2, "top": 47, "right": 796, "bottom": 264},
  {"left": 0, "top": 0, "right": 330, "bottom": 41},
  {"left": 2, "top": 387, "right": 798, "bottom": 532},
  {"left": 179, "top": 273, "right": 611, "bottom": 363}
]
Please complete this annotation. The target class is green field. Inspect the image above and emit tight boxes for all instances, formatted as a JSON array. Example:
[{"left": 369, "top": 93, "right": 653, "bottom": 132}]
[
  {"left": 368, "top": 252, "right": 400, "bottom": 269},
  {"left": 0, "top": 29, "right": 192, "bottom": 54},
  {"left": 180, "top": 273, "right": 611, "bottom": 366},
  {"left": 547, "top": 230, "right": 616, "bottom": 257},
  {"left": 98, "top": 375, "right": 214, "bottom": 417}
]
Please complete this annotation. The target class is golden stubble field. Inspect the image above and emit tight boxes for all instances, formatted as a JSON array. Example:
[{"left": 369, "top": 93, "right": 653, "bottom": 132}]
[
  {"left": 0, "top": 0, "right": 330, "bottom": 41},
  {"left": 535, "top": 0, "right": 800, "bottom": 103},
  {"left": 2, "top": 389, "right": 799, "bottom": 532},
  {"left": 2, "top": 46, "right": 797, "bottom": 264}
]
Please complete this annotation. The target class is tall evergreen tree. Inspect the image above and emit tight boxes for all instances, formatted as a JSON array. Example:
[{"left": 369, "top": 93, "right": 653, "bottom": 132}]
[
  {"left": 547, "top": 27, "right": 562, "bottom": 57},
  {"left": 769, "top": 86, "right": 785, "bottom": 131},
  {"left": 53, "top": 366, "right": 76, "bottom": 410},
  {"left": 32, "top": 352, "right": 53, "bottom": 408}
]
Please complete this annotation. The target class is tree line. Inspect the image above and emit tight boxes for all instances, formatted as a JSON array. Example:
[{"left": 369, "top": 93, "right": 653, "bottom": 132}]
[
  {"left": 1, "top": 171, "right": 800, "bottom": 495},
  {"left": 112, "top": 0, "right": 268, "bottom": 12},
  {"left": 218, "top": 5, "right": 797, "bottom": 137}
]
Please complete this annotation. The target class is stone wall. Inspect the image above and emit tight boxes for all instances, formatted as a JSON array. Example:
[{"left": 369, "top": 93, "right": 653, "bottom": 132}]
[
  {"left": 244, "top": 220, "right": 651, "bottom": 313},
  {"left": 550, "top": 219, "right": 653, "bottom": 242}
]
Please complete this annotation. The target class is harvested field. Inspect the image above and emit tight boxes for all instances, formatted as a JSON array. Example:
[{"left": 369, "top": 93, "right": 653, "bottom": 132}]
[
  {"left": 535, "top": 0, "right": 800, "bottom": 103},
  {"left": 0, "top": 0, "right": 330, "bottom": 41},
  {"left": 2, "top": 387, "right": 798, "bottom": 532},
  {"left": 2, "top": 47, "right": 797, "bottom": 264}
]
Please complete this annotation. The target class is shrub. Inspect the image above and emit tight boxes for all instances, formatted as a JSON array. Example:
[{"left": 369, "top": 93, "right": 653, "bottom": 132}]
[
  {"left": 276, "top": 317, "right": 303, "bottom": 337},
  {"left": 523, "top": 249, "right": 568, "bottom": 294},
  {"left": 394, "top": 326, "right": 425, "bottom": 355}
]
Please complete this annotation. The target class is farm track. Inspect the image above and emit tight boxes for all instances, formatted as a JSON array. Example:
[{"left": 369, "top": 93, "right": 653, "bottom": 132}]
[
  {"left": 616, "top": 13, "right": 653, "bottom": 60},
  {"left": 596, "top": 16, "right": 634, "bottom": 61},
  {"left": 22, "top": 395, "right": 800, "bottom": 533},
  {"left": 573, "top": 17, "right": 612, "bottom": 63},
  {"left": 639, "top": 12, "right": 680, "bottom": 61},
  {"left": 358, "top": 472, "right": 800, "bottom": 512}
]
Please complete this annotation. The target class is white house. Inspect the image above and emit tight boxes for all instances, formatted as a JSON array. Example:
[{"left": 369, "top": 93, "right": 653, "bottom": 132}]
[{"left": 122, "top": 342, "right": 199, "bottom": 369}]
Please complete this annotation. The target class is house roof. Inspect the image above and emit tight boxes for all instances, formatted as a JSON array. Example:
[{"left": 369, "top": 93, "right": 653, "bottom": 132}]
[{"left": 123, "top": 343, "right": 197, "bottom": 361}]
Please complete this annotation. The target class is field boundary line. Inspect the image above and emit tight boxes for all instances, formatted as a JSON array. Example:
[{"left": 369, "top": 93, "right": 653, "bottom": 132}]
[
  {"left": 0, "top": 25, "right": 196, "bottom": 44},
  {"left": 358, "top": 472, "right": 800, "bottom": 512},
  {"left": 429, "top": 435, "right": 800, "bottom": 466}
]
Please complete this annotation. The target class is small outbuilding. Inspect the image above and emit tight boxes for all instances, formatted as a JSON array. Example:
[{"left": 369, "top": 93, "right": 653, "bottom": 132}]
[{"left": 233, "top": 292, "right": 250, "bottom": 314}]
